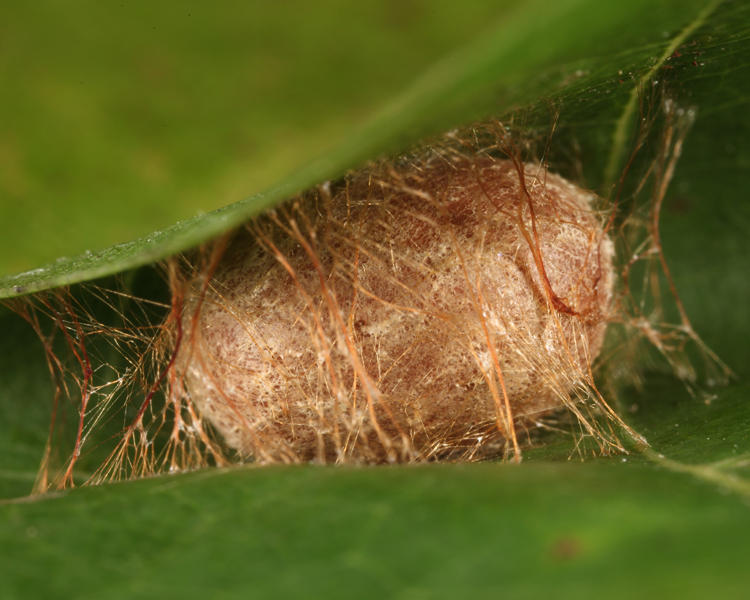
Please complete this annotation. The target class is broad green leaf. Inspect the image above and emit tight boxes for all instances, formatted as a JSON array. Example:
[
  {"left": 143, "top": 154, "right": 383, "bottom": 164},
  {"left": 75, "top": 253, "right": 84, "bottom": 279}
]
[
  {"left": 1, "top": 1, "right": 750, "bottom": 597},
  {"left": 1, "top": 457, "right": 749, "bottom": 600},
  {"left": 0, "top": 0, "right": 718, "bottom": 296}
]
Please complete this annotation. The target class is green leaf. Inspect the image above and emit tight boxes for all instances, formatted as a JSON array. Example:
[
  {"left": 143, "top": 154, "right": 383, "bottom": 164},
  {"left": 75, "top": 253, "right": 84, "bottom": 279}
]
[
  {"left": 0, "top": 0, "right": 720, "bottom": 296},
  {"left": 2, "top": 456, "right": 749, "bottom": 599},
  {"left": 2, "top": 1, "right": 750, "bottom": 597}
]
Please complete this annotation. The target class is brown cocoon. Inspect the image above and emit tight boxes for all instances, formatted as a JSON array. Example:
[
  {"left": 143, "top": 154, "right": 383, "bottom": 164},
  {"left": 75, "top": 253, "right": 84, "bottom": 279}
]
[{"left": 179, "top": 155, "right": 614, "bottom": 463}]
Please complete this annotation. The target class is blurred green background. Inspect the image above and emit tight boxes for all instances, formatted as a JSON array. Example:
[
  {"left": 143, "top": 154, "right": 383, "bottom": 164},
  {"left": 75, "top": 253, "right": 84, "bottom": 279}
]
[{"left": 1, "top": 1, "right": 750, "bottom": 598}]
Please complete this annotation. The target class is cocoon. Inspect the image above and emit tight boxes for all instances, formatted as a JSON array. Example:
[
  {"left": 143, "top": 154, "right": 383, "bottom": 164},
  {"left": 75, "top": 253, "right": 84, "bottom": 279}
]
[{"left": 178, "top": 155, "right": 614, "bottom": 463}]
